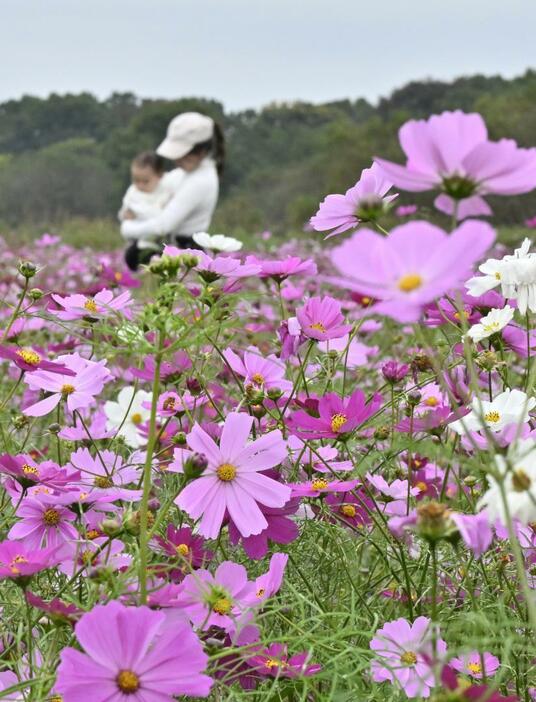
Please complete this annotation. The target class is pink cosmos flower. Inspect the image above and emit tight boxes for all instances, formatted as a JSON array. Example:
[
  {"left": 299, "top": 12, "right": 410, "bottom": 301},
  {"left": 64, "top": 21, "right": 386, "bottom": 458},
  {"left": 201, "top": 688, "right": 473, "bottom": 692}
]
[
  {"left": 8, "top": 496, "right": 78, "bottom": 549},
  {"left": 58, "top": 537, "right": 132, "bottom": 578},
  {"left": 310, "top": 163, "right": 397, "bottom": 238},
  {"left": 295, "top": 296, "right": 352, "bottom": 341},
  {"left": 330, "top": 220, "right": 496, "bottom": 322},
  {"left": 451, "top": 511, "right": 493, "bottom": 558},
  {"left": 244, "top": 255, "right": 317, "bottom": 280},
  {"left": 248, "top": 553, "right": 288, "bottom": 605},
  {"left": 55, "top": 601, "right": 213, "bottom": 700},
  {"left": 131, "top": 350, "right": 191, "bottom": 382},
  {"left": 317, "top": 333, "right": 378, "bottom": 369},
  {"left": 450, "top": 651, "right": 500, "bottom": 679},
  {"left": 100, "top": 264, "right": 141, "bottom": 288},
  {"left": 178, "top": 560, "right": 256, "bottom": 633},
  {"left": 175, "top": 412, "right": 290, "bottom": 538},
  {"left": 223, "top": 345, "right": 292, "bottom": 393},
  {"left": 164, "top": 246, "right": 262, "bottom": 281},
  {"left": 247, "top": 643, "right": 322, "bottom": 678},
  {"left": 23, "top": 352, "right": 111, "bottom": 417},
  {"left": 370, "top": 616, "right": 447, "bottom": 698},
  {"left": 0, "top": 539, "right": 60, "bottom": 580},
  {"left": 396, "top": 204, "right": 418, "bottom": 217},
  {"left": 50, "top": 288, "right": 132, "bottom": 320},
  {"left": 68, "top": 447, "right": 140, "bottom": 489},
  {"left": 375, "top": 110, "right": 536, "bottom": 220},
  {"left": 0, "top": 345, "right": 76, "bottom": 375},
  {"left": 288, "top": 389, "right": 381, "bottom": 440}
]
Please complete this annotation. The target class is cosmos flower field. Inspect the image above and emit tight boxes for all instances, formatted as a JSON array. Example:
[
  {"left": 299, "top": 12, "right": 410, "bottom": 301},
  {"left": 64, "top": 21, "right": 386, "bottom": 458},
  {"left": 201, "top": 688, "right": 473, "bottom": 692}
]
[{"left": 0, "top": 111, "right": 536, "bottom": 701}]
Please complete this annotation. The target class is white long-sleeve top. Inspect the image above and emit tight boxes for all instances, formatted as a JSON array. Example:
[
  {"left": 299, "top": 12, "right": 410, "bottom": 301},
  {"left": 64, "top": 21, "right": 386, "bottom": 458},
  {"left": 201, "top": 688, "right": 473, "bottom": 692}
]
[{"left": 120, "top": 157, "right": 218, "bottom": 241}]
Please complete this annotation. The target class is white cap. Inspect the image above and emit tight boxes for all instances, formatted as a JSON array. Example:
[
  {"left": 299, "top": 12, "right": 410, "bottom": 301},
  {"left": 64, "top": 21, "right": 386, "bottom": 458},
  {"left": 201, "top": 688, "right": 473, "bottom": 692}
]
[{"left": 157, "top": 112, "right": 214, "bottom": 160}]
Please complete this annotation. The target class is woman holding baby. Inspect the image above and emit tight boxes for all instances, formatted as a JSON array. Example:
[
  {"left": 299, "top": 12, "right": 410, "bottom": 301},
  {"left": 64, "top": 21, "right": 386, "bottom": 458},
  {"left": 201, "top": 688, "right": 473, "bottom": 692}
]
[{"left": 119, "top": 112, "right": 224, "bottom": 270}]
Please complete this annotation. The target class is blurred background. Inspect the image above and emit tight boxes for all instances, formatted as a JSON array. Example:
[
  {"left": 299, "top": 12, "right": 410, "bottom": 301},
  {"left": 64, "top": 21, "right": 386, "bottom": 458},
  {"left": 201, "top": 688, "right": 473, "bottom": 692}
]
[{"left": 0, "top": 0, "right": 534, "bottom": 247}]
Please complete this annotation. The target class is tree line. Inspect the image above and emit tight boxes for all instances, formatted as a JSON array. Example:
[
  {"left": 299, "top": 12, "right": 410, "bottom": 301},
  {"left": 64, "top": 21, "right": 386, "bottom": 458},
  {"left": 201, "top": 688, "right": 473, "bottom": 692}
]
[{"left": 1, "top": 70, "right": 536, "bottom": 235}]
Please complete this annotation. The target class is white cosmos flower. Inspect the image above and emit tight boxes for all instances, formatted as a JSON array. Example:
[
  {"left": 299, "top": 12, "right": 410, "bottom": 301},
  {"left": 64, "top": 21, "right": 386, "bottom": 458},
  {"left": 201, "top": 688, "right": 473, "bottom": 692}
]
[
  {"left": 450, "top": 388, "right": 536, "bottom": 435},
  {"left": 104, "top": 386, "right": 152, "bottom": 447},
  {"left": 465, "top": 238, "right": 536, "bottom": 313},
  {"left": 192, "top": 232, "right": 243, "bottom": 253},
  {"left": 478, "top": 438, "right": 536, "bottom": 525},
  {"left": 466, "top": 305, "right": 515, "bottom": 343}
]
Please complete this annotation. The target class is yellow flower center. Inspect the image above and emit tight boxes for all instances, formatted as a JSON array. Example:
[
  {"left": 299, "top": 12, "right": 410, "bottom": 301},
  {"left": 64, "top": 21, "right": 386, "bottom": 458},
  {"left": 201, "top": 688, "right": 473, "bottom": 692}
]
[
  {"left": 398, "top": 273, "right": 423, "bottom": 292},
  {"left": 116, "top": 669, "right": 140, "bottom": 694},
  {"left": 94, "top": 476, "right": 114, "bottom": 489},
  {"left": 400, "top": 651, "right": 417, "bottom": 665},
  {"left": 130, "top": 413, "right": 143, "bottom": 425},
  {"left": 217, "top": 463, "right": 237, "bottom": 482},
  {"left": 114, "top": 271, "right": 122, "bottom": 281},
  {"left": 84, "top": 298, "right": 98, "bottom": 313},
  {"left": 251, "top": 373, "right": 265, "bottom": 385},
  {"left": 212, "top": 597, "right": 232, "bottom": 615},
  {"left": 81, "top": 550, "right": 96, "bottom": 565},
  {"left": 494, "top": 272, "right": 501, "bottom": 280},
  {"left": 454, "top": 310, "right": 470, "bottom": 320},
  {"left": 86, "top": 529, "right": 100, "bottom": 540},
  {"left": 330, "top": 413, "right": 347, "bottom": 433},
  {"left": 512, "top": 469, "right": 531, "bottom": 492},
  {"left": 9, "top": 554, "right": 28, "bottom": 574},
  {"left": 361, "top": 296, "right": 371, "bottom": 305},
  {"left": 176, "top": 543, "right": 190, "bottom": 557},
  {"left": 424, "top": 396, "right": 439, "bottom": 407},
  {"left": 43, "top": 508, "right": 61, "bottom": 526},
  {"left": 484, "top": 410, "right": 501, "bottom": 423},
  {"left": 256, "top": 587, "right": 266, "bottom": 598},
  {"left": 61, "top": 384, "right": 75, "bottom": 396},
  {"left": 16, "top": 348, "right": 41, "bottom": 366},
  {"left": 416, "top": 481, "right": 427, "bottom": 493},
  {"left": 22, "top": 464, "right": 38, "bottom": 475},
  {"left": 312, "top": 478, "right": 329, "bottom": 491},
  {"left": 340, "top": 504, "right": 356, "bottom": 518},
  {"left": 483, "top": 321, "right": 500, "bottom": 332},
  {"left": 467, "top": 661, "right": 482, "bottom": 675},
  {"left": 265, "top": 658, "right": 285, "bottom": 669},
  {"left": 309, "top": 322, "right": 326, "bottom": 333},
  {"left": 49, "top": 696, "right": 63, "bottom": 702}
]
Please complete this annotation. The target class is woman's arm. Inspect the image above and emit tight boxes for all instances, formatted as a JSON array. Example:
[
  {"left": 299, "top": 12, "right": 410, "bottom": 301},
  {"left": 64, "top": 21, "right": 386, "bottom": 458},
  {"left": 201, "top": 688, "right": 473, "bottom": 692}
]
[{"left": 120, "top": 177, "right": 202, "bottom": 240}]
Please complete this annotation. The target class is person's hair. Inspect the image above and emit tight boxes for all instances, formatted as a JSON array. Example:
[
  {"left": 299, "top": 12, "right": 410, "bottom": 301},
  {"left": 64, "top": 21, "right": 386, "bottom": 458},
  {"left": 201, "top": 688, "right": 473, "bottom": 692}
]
[
  {"left": 131, "top": 151, "right": 166, "bottom": 174},
  {"left": 188, "top": 121, "right": 225, "bottom": 176}
]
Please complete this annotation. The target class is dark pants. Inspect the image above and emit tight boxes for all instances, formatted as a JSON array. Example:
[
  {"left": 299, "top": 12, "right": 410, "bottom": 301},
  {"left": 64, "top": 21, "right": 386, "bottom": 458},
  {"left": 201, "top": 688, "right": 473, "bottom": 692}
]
[{"left": 124, "top": 235, "right": 203, "bottom": 271}]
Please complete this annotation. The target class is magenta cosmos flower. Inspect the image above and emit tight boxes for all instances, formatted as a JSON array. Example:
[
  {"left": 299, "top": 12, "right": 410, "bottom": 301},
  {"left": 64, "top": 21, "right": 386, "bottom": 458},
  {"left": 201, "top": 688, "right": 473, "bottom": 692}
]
[
  {"left": 310, "top": 163, "right": 397, "bottom": 238},
  {"left": 288, "top": 389, "right": 381, "bottom": 440},
  {"left": 223, "top": 345, "right": 292, "bottom": 393},
  {"left": 23, "top": 352, "right": 111, "bottom": 417},
  {"left": 440, "top": 665, "right": 517, "bottom": 702},
  {"left": 175, "top": 412, "right": 290, "bottom": 538},
  {"left": 370, "top": 616, "right": 447, "bottom": 698},
  {"left": 178, "top": 560, "right": 256, "bottom": 633},
  {"left": 50, "top": 288, "right": 132, "bottom": 321},
  {"left": 375, "top": 110, "right": 536, "bottom": 220},
  {"left": 330, "top": 220, "right": 495, "bottom": 322},
  {"left": 0, "top": 539, "right": 60, "bottom": 580},
  {"left": 9, "top": 496, "right": 78, "bottom": 549},
  {"left": 55, "top": 601, "right": 213, "bottom": 700},
  {"left": 0, "top": 345, "right": 76, "bottom": 375},
  {"left": 247, "top": 643, "right": 322, "bottom": 678},
  {"left": 295, "top": 296, "right": 352, "bottom": 341},
  {"left": 152, "top": 524, "right": 212, "bottom": 582}
]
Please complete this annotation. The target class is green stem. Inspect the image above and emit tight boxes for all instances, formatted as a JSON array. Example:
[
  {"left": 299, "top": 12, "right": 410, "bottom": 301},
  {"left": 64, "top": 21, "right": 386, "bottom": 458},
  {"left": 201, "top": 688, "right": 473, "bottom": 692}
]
[{"left": 138, "top": 331, "right": 163, "bottom": 604}]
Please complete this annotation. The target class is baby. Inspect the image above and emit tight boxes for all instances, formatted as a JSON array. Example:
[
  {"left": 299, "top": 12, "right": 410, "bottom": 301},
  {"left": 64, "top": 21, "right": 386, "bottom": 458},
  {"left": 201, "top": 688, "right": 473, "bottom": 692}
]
[{"left": 119, "top": 151, "right": 175, "bottom": 253}]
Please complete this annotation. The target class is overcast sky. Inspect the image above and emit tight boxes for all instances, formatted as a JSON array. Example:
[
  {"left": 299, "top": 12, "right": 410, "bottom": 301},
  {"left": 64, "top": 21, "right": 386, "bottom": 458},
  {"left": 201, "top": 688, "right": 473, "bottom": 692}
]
[{"left": 1, "top": 0, "right": 534, "bottom": 111}]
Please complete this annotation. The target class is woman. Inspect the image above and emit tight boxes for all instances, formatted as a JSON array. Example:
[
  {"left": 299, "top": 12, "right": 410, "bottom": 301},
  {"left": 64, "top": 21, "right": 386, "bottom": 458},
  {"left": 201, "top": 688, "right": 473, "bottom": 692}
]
[{"left": 121, "top": 112, "right": 224, "bottom": 269}]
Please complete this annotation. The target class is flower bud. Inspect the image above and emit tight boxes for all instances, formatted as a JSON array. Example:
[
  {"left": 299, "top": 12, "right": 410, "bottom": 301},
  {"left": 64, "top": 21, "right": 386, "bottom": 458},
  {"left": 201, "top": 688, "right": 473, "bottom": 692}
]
[
  {"left": 416, "top": 501, "right": 456, "bottom": 544},
  {"left": 12, "top": 415, "right": 30, "bottom": 430},
  {"left": 29, "top": 288, "right": 43, "bottom": 301},
  {"left": 48, "top": 423, "right": 61, "bottom": 434},
  {"left": 184, "top": 452, "right": 208, "bottom": 480},
  {"left": 18, "top": 261, "right": 37, "bottom": 279},
  {"left": 173, "top": 431, "right": 187, "bottom": 446},
  {"left": 100, "top": 518, "right": 122, "bottom": 537},
  {"left": 251, "top": 404, "right": 267, "bottom": 419},
  {"left": 374, "top": 426, "right": 390, "bottom": 441},
  {"left": 411, "top": 352, "right": 432, "bottom": 373},
  {"left": 475, "top": 350, "right": 501, "bottom": 372},
  {"left": 381, "top": 361, "right": 410, "bottom": 384},
  {"left": 186, "top": 377, "right": 202, "bottom": 395},
  {"left": 266, "top": 387, "right": 283, "bottom": 401},
  {"left": 407, "top": 391, "right": 422, "bottom": 407}
]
